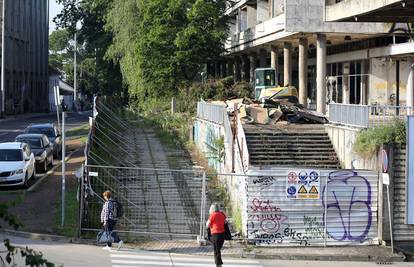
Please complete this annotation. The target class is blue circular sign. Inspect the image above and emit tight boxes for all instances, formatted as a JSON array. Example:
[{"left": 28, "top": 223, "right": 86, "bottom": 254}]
[
  {"left": 309, "top": 171, "right": 319, "bottom": 182},
  {"left": 287, "top": 186, "right": 296, "bottom": 195}
]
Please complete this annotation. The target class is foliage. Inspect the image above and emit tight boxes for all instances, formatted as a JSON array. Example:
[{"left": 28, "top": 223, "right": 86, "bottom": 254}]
[
  {"left": 54, "top": 186, "right": 79, "bottom": 237},
  {"left": 212, "top": 136, "right": 225, "bottom": 163},
  {"left": 2, "top": 239, "right": 56, "bottom": 267},
  {"left": 54, "top": 0, "right": 124, "bottom": 98},
  {"left": 106, "top": 0, "right": 229, "bottom": 98},
  {"left": 177, "top": 78, "right": 253, "bottom": 113},
  {"left": 354, "top": 120, "right": 407, "bottom": 158}
]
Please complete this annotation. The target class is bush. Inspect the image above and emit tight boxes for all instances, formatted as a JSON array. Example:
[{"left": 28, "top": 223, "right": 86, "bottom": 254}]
[{"left": 354, "top": 120, "right": 406, "bottom": 158}]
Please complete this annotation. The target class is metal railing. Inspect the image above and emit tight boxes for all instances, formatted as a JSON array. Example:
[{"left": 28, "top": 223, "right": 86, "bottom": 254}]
[
  {"left": 329, "top": 103, "right": 413, "bottom": 128},
  {"left": 197, "top": 102, "right": 227, "bottom": 125}
]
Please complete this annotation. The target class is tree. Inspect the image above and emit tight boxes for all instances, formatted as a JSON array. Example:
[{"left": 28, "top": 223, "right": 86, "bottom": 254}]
[
  {"left": 106, "top": 0, "right": 229, "bottom": 99},
  {"left": 49, "top": 29, "right": 72, "bottom": 72}
]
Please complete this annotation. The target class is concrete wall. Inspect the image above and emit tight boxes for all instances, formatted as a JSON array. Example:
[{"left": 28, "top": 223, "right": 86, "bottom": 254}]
[
  {"left": 285, "top": 0, "right": 391, "bottom": 33},
  {"left": 0, "top": 0, "right": 49, "bottom": 114},
  {"left": 257, "top": 0, "right": 269, "bottom": 24},
  {"left": 325, "top": 124, "right": 380, "bottom": 170},
  {"left": 246, "top": 5, "right": 257, "bottom": 29},
  {"left": 370, "top": 58, "right": 409, "bottom": 105}
]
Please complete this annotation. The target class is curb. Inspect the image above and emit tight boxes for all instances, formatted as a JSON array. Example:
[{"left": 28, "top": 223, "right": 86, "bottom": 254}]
[
  {"left": 0, "top": 229, "right": 73, "bottom": 243},
  {"left": 27, "top": 149, "right": 80, "bottom": 192}
]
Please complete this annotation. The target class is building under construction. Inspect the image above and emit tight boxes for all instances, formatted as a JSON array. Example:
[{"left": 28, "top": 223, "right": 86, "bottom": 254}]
[{"left": 0, "top": 0, "right": 49, "bottom": 115}]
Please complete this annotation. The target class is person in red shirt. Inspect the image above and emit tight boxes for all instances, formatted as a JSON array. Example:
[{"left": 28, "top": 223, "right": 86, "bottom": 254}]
[{"left": 206, "top": 203, "right": 226, "bottom": 267}]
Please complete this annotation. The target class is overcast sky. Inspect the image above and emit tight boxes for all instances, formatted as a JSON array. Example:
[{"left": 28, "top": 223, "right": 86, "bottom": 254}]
[{"left": 49, "top": 0, "right": 62, "bottom": 33}]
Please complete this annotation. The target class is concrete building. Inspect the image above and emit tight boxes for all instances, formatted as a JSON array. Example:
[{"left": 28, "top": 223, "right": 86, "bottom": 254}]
[
  {"left": 0, "top": 0, "right": 49, "bottom": 115},
  {"left": 212, "top": 0, "right": 414, "bottom": 114}
]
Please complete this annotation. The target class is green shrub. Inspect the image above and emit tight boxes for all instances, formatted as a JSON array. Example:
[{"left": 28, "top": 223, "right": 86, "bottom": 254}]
[{"left": 354, "top": 119, "right": 406, "bottom": 158}]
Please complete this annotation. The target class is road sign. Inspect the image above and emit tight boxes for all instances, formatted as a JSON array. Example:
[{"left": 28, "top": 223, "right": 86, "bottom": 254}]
[
  {"left": 286, "top": 169, "right": 320, "bottom": 199},
  {"left": 381, "top": 148, "right": 389, "bottom": 173}
]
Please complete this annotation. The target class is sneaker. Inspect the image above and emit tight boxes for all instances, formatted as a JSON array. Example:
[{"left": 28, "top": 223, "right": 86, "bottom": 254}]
[
  {"left": 102, "top": 245, "right": 111, "bottom": 251},
  {"left": 117, "top": 240, "right": 124, "bottom": 251}
]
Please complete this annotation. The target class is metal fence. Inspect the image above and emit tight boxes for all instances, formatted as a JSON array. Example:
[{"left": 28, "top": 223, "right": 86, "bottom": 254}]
[
  {"left": 197, "top": 102, "right": 227, "bottom": 125},
  {"left": 80, "top": 165, "right": 207, "bottom": 240},
  {"left": 223, "top": 169, "right": 380, "bottom": 247},
  {"left": 329, "top": 103, "right": 414, "bottom": 128}
]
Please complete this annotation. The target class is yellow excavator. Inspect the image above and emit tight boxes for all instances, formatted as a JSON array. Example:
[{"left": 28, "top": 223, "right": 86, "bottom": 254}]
[{"left": 255, "top": 68, "right": 299, "bottom": 103}]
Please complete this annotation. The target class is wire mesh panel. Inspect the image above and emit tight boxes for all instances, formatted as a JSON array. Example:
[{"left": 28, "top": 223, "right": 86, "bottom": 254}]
[{"left": 81, "top": 165, "right": 206, "bottom": 239}]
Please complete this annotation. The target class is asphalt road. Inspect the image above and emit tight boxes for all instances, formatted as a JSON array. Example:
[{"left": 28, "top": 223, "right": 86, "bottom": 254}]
[
  {"left": 0, "top": 111, "right": 91, "bottom": 143},
  {"left": 1, "top": 234, "right": 414, "bottom": 267}
]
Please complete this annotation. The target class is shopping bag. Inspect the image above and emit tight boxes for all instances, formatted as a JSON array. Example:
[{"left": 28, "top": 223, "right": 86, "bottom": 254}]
[
  {"left": 224, "top": 222, "right": 232, "bottom": 240},
  {"left": 97, "top": 230, "right": 114, "bottom": 244}
]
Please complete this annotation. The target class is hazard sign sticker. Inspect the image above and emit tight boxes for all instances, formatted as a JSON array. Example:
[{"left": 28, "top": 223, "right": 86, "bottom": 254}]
[{"left": 286, "top": 170, "right": 320, "bottom": 199}]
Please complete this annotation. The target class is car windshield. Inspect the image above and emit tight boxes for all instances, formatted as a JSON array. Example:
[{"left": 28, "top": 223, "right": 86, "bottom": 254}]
[
  {"left": 17, "top": 138, "right": 42, "bottom": 149},
  {"left": 27, "top": 127, "right": 55, "bottom": 138},
  {"left": 0, "top": 149, "right": 23, "bottom": 161}
]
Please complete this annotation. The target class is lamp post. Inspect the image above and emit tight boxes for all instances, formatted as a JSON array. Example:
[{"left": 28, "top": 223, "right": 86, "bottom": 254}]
[{"left": 1, "top": 0, "right": 6, "bottom": 117}]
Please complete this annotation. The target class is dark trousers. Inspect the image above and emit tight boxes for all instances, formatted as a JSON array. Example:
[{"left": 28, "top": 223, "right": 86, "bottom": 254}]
[
  {"left": 105, "top": 219, "right": 120, "bottom": 247},
  {"left": 211, "top": 233, "right": 225, "bottom": 266}
]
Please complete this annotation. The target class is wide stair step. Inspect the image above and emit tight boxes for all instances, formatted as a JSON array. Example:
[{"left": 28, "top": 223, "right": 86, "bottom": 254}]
[{"left": 244, "top": 127, "right": 341, "bottom": 169}]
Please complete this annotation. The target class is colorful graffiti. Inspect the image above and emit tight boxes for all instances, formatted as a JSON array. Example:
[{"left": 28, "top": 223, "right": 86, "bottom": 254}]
[{"left": 322, "top": 170, "right": 372, "bottom": 242}]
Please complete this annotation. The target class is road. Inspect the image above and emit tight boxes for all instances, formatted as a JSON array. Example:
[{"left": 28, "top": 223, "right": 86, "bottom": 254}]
[
  {"left": 0, "top": 112, "right": 90, "bottom": 143},
  {"left": 1, "top": 234, "right": 414, "bottom": 267}
]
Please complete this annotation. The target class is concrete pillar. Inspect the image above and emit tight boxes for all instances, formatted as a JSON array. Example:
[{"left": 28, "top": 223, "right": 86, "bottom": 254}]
[
  {"left": 241, "top": 54, "right": 249, "bottom": 82},
  {"left": 215, "top": 62, "right": 220, "bottom": 78},
  {"left": 234, "top": 56, "right": 241, "bottom": 82},
  {"left": 342, "top": 62, "right": 350, "bottom": 104},
  {"left": 249, "top": 53, "right": 257, "bottom": 84},
  {"left": 259, "top": 49, "right": 267, "bottom": 68},
  {"left": 283, "top": 42, "right": 292, "bottom": 86},
  {"left": 227, "top": 59, "right": 234, "bottom": 77},
  {"left": 408, "top": 60, "right": 414, "bottom": 115},
  {"left": 271, "top": 45, "right": 279, "bottom": 84},
  {"left": 221, "top": 62, "right": 227, "bottom": 78},
  {"left": 299, "top": 38, "right": 308, "bottom": 107},
  {"left": 361, "top": 61, "right": 367, "bottom": 105},
  {"left": 316, "top": 34, "right": 327, "bottom": 114}
]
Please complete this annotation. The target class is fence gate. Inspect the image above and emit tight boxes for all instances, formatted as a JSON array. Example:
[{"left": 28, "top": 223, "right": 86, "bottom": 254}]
[{"left": 80, "top": 165, "right": 207, "bottom": 240}]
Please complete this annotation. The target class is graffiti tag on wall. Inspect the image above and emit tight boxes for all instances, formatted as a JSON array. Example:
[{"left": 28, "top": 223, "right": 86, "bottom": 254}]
[{"left": 322, "top": 171, "right": 372, "bottom": 242}]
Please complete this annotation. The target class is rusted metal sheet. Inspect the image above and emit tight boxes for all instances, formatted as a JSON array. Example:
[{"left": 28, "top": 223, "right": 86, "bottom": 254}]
[{"left": 246, "top": 168, "right": 379, "bottom": 246}]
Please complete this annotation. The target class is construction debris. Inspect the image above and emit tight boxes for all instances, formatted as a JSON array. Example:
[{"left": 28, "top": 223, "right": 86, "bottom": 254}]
[{"left": 207, "top": 95, "right": 327, "bottom": 125}]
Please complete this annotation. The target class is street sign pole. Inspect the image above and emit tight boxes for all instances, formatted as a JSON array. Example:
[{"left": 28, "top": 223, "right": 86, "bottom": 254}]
[
  {"left": 61, "top": 111, "right": 66, "bottom": 228},
  {"left": 1, "top": 0, "right": 6, "bottom": 117}
]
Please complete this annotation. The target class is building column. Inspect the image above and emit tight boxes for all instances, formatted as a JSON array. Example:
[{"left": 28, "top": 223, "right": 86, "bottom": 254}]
[
  {"left": 342, "top": 63, "right": 350, "bottom": 104},
  {"left": 271, "top": 45, "right": 279, "bottom": 84},
  {"left": 408, "top": 59, "right": 414, "bottom": 115},
  {"left": 227, "top": 59, "right": 234, "bottom": 77},
  {"left": 221, "top": 61, "right": 227, "bottom": 78},
  {"left": 259, "top": 49, "right": 267, "bottom": 68},
  {"left": 215, "top": 62, "right": 220, "bottom": 78},
  {"left": 249, "top": 53, "right": 257, "bottom": 84},
  {"left": 283, "top": 42, "right": 292, "bottom": 86},
  {"left": 241, "top": 54, "right": 249, "bottom": 82},
  {"left": 234, "top": 56, "right": 241, "bottom": 82},
  {"left": 299, "top": 37, "right": 308, "bottom": 107},
  {"left": 316, "top": 34, "right": 327, "bottom": 114}
]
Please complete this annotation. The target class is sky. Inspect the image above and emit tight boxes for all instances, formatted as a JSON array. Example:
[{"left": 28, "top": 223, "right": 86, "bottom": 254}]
[{"left": 49, "top": 0, "right": 63, "bottom": 33}]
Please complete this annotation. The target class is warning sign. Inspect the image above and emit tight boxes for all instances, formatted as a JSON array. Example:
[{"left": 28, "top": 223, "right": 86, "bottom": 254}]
[
  {"left": 298, "top": 185, "right": 307, "bottom": 194},
  {"left": 286, "top": 169, "right": 320, "bottom": 199}
]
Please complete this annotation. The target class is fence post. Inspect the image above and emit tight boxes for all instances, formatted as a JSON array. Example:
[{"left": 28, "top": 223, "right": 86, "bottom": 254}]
[
  {"left": 324, "top": 174, "right": 328, "bottom": 247},
  {"left": 78, "top": 164, "right": 85, "bottom": 238},
  {"left": 199, "top": 171, "right": 207, "bottom": 244}
]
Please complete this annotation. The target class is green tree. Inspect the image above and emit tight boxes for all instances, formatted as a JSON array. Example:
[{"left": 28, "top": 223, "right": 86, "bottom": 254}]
[{"left": 49, "top": 29, "right": 71, "bottom": 72}]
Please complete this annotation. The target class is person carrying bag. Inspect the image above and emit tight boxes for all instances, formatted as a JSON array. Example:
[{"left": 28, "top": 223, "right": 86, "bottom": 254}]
[
  {"left": 99, "top": 190, "right": 123, "bottom": 251},
  {"left": 206, "top": 203, "right": 230, "bottom": 267}
]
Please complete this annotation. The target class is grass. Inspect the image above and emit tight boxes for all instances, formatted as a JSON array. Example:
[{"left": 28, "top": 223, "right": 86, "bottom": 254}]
[
  {"left": 53, "top": 186, "right": 79, "bottom": 237},
  {"left": 66, "top": 124, "right": 90, "bottom": 137}
]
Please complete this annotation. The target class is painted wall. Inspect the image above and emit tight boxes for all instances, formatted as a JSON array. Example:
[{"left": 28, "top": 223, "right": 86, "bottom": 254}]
[{"left": 246, "top": 168, "right": 379, "bottom": 246}]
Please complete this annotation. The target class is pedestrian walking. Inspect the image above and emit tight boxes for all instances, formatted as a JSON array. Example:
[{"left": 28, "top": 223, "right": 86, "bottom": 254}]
[
  {"left": 100, "top": 190, "right": 123, "bottom": 251},
  {"left": 206, "top": 203, "right": 226, "bottom": 267}
]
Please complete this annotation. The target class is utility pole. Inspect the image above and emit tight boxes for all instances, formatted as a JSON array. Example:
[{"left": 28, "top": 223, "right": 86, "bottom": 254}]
[
  {"left": 1, "top": 0, "right": 6, "bottom": 117},
  {"left": 74, "top": 32, "right": 77, "bottom": 102},
  {"left": 61, "top": 111, "right": 66, "bottom": 228}
]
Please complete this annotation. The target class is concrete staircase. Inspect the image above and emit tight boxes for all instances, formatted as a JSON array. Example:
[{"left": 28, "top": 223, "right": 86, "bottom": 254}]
[{"left": 244, "top": 125, "right": 341, "bottom": 169}]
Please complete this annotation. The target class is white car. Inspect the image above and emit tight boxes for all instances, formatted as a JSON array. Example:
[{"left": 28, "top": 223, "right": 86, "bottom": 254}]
[{"left": 0, "top": 142, "right": 36, "bottom": 187}]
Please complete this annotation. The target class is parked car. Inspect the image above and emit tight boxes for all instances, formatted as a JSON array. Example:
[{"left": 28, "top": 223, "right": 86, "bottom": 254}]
[
  {"left": 15, "top": 134, "right": 53, "bottom": 173},
  {"left": 24, "top": 123, "right": 62, "bottom": 159},
  {"left": 0, "top": 142, "right": 36, "bottom": 187}
]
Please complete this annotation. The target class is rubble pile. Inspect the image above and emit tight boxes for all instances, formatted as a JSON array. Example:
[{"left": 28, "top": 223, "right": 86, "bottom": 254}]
[{"left": 211, "top": 94, "right": 328, "bottom": 125}]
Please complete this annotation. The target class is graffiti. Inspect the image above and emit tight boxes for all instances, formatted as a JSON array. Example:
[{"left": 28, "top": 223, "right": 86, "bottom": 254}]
[
  {"left": 388, "top": 22, "right": 414, "bottom": 35},
  {"left": 303, "top": 215, "right": 325, "bottom": 239},
  {"left": 322, "top": 170, "right": 372, "bottom": 242},
  {"left": 250, "top": 227, "right": 310, "bottom": 246},
  {"left": 249, "top": 198, "right": 288, "bottom": 233},
  {"left": 252, "top": 176, "right": 276, "bottom": 187}
]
